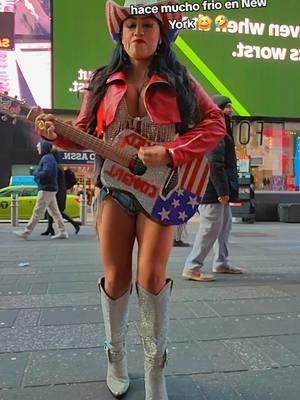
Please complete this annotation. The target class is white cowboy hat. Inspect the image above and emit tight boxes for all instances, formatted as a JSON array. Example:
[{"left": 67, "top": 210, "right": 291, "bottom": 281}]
[{"left": 106, "top": 0, "right": 183, "bottom": 42}]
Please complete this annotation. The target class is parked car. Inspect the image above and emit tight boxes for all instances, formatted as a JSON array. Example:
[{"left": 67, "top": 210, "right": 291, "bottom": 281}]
[
  {"left": 0, "top": 185, "right": 80, "bottom": 220},
  {"left": 9, "top": 176, "right": 37, "bottom": 186}
]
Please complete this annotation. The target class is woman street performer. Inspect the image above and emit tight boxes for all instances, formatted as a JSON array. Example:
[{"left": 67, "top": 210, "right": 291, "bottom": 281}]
[{"left": 35, "top": 1, "right": 225, "bottom": 398}]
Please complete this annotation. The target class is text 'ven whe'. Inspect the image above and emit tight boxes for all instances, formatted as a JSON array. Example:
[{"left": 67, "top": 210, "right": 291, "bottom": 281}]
[
  {"left": 223, "top": 19, "right": 266, "bottom": 35},
  {"left": 221, "top": 19, "right": 300, "bottom": 39},
  {"left": 269, "top": 24, "right": 300, "bottom": 38}
]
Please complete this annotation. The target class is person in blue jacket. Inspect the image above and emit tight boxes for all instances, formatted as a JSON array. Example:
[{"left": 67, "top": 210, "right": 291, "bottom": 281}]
[
  {"left": 41, "top": 149, "right": 81, "bottom": 236},
  {"left": 13, "top": 140, "right": 68, "bottom": 239}
]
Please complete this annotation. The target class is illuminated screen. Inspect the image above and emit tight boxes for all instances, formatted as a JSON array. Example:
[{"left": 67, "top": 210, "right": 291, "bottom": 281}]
[
  {"left": 0, "top": 0, "right": 51, "bottom": 108},
  {"left": 53, "top": 0, "right": 300, "bottom": 118}
]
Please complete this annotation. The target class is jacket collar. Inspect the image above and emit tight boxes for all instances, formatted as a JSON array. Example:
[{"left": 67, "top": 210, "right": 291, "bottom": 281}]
[{"left": 106, "top": 71, "right": 171, "bottom": 86}]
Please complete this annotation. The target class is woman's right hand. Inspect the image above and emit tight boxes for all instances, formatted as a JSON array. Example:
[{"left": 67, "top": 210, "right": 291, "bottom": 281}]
[{"left": 35, "top": 110, "right": 57, "bottom": 141}]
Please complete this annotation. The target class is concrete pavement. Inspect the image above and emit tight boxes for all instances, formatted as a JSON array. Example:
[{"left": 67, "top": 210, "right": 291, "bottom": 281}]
[{"left": 0, "top": 218, "right": 300, "bottom": 400}]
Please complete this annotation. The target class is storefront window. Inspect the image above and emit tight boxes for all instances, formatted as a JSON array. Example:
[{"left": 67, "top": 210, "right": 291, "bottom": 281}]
[{"left": 233, "top": 120, "right": 300, "bottom": 192}]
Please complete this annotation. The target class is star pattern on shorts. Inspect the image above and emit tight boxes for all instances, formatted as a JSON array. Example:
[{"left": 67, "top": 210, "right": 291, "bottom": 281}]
[
  {"left": 187, "top": 196, "right": 199, "bottom": 209},
  {"left": 158, "top": 207, "right": 171, "bottom": 221},
  {"left": 176, "top": 188, "right": 185, "bottom": 196},
  {"left": 152, "top": 188, "right": 203, "bottom": 225},
  {"left": 178, "top": 210, "right": 188, "bottom": 222},
  {"left": 171, "top": 199, "right": 181, "bottom": 208}
]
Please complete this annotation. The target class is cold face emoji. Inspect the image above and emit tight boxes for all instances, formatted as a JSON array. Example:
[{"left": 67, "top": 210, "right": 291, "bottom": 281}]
[
  {"left": 198, "top": 16, "right": 212, "bottom": 31},
  {"left": 215, "top": 15, "right": 229, "bottom": 29}
]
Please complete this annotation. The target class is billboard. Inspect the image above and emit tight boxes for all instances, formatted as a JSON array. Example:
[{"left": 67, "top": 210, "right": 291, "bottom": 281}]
[
  {"left": 0, "top": 12, "right": 15, "bottom": 50},
  {"left": 0, "top": 0, "right": 51, "bottom": 108},
  {"left": 52, "top": 0, "right": 300, "bottom": 118}
]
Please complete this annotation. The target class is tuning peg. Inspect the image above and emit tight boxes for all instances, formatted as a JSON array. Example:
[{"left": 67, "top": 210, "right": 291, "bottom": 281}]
[{"left": 1, "top": 115, "right": 8, "bottom": 122}]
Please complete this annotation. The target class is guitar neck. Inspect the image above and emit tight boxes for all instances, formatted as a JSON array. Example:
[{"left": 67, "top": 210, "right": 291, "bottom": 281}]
[{"left": 27, "top": 109, "right": 131, "bottom": 168}]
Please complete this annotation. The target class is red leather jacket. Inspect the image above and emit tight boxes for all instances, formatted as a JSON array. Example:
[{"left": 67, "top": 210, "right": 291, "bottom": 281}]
[{"left": 53, "top": 71, "right": 225, "bottom": 167}]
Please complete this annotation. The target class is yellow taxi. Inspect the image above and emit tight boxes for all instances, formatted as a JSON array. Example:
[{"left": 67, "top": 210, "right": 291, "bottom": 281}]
[{"left": 0, "top": 185, "right": 80, "bottom": 220}]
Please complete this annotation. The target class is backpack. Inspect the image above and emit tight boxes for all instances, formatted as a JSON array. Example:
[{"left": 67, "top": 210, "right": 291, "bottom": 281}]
[{"left": 64, "top": 169, "right": 78, "bottom": 190}]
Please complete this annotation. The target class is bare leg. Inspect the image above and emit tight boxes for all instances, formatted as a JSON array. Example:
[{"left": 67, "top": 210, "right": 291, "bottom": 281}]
[
  {"left": 97, "top": 197, "right": 137, "bottom": 397},
  {"left": 97, "top": 197, "right": 136, "bottom": 298},
  {"left": 136, "top": 214, "right": 175, "bottom": 294},
  {"left": 136, "top": 215, "right": 175, "bottom": 400}
]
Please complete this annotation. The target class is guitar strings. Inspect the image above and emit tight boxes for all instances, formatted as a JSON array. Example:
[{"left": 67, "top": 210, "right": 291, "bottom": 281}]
[{"left": 26, "top": 107, "right": 132, "bottom": 168}]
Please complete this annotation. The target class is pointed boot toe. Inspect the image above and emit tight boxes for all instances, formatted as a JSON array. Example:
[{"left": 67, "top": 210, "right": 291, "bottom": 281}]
[{"left": 107, "top": 361, "right": 130, "bottom": 398}]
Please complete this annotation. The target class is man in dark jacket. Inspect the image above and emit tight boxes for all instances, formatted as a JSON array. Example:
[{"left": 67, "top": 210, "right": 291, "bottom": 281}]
[
  {"left": 13, "top": 140, "right": 68, "bottom": 239},
  {"left": 182, "top": 96, "right": 242, "bottom": 281}
]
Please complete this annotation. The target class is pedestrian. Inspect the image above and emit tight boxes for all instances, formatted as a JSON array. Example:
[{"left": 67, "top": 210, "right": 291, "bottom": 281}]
[
  {"left": 33, "top": 1, "right": 226, "bottom": 398},
  {"left": 173, "top": 223, "right": 190, "bottom": 247},
  {"left": 13, "top": 140, "right": 68, "bottom": 240},
  {"left": 182, "top": 95, "right": 242, "bottom": 282},
  {"left": 41, "top": 149, "right": 81, "bottom": 235}
]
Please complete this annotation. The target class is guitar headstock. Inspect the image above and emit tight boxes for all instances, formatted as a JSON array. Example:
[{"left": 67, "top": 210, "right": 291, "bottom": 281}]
[{"left": 0, "top": 93, "right": 30, "bottom": 124}]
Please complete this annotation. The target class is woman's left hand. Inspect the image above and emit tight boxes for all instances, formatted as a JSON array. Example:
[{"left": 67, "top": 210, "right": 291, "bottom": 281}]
[{"left": 138, "top": 145, "right": 173, "bottom": 167}]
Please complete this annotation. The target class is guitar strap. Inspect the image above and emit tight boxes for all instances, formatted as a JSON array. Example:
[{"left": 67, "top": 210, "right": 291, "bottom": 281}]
[
  {"left": 95, "top": 101, "right": 105, "bottom": 188},
  {"left": 96, "top": 101, "right": 104, "bottom": 137}
]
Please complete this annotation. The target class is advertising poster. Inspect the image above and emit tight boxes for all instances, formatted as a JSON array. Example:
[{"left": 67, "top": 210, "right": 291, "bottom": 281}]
[
  {"left": 0, "top": 0, "right": 51, "bottom": 108},
  {"left": 52, "top": 0, "right": 300, "bottom": 118}
]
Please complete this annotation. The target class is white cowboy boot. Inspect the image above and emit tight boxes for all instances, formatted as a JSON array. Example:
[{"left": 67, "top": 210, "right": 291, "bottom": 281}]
[
  {"left": 137, "top": 279, "right": 173, "bottom": 400},
  {"left": 99, "top": 278, "right": 131, "bottom": 398}
]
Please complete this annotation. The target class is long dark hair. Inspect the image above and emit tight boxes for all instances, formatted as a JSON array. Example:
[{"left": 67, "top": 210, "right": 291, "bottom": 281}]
[{"left": 87, "top": 22, "right": 200, "bottom": 135}]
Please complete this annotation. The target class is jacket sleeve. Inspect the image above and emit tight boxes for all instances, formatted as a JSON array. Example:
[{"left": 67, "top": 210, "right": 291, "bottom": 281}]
[
  {"left": 50, "top": 92, "right": 92, "bottom": 150},
  {"left": 207, "top": 141, "right": 229, "bottom": 197},
  {"left": 35, "top": 156, "right": 52, "bottom": 182},
  {"left": 163, "top": 81, "right": 226, "bottom": 167},
  {"left": 33, "top": 161, "right": 42, "bottom": 183}
]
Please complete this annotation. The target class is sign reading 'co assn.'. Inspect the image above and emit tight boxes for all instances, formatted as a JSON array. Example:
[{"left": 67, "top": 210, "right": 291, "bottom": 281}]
[{"left": 60, "top": 151, "right": 95, "bottom": 165}]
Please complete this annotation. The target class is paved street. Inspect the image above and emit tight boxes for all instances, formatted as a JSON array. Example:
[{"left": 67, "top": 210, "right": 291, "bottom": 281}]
[{"left": 0, "top": 218, "right": 300, "bottom": 400}]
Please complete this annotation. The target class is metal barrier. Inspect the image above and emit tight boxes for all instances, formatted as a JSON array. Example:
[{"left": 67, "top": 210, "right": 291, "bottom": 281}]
[
  {"left": 80, "top": 194, "right": 88, "bottom": 225},
  {"left": 11, "top": 194, "right": 19, "bottom": 227}
]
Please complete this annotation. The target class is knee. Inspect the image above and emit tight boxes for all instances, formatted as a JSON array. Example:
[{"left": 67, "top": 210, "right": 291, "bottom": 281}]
[
  {"left": 138, "top": 270, "right": 166, "bottom": 295},
  {"left": 104, "top": 270, "right": 132, "bottom": 299}
]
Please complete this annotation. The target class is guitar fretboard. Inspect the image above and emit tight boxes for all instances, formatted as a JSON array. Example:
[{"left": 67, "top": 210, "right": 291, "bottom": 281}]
[{"left": 27, "top": 109, "right": 131, "bottom": 168}]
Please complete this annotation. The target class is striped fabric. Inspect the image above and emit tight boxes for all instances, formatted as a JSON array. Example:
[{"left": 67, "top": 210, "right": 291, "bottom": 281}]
[
  {"left": 106, "top": 0, "right": 182, "bottom": 42},
  {"left": 180, "top": 157, "right": 210, "bottom": 197}
]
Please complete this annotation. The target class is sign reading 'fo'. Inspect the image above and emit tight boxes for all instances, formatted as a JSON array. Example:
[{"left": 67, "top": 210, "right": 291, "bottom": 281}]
[{"left": 0, "top": 12, "right": 14, "bottom": 50}]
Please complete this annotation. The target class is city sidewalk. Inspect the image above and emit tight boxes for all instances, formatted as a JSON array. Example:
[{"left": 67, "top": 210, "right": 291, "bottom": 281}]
[{"left": 0, "top": 219, "right": 300, "bottom": 400}]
